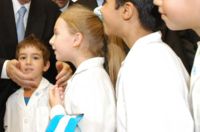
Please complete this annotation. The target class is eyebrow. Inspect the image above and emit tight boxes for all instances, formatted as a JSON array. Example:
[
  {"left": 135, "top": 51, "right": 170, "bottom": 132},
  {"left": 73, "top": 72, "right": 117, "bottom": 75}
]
[{"left": 19, "top": 53, "right": 42, "bottom": 56}]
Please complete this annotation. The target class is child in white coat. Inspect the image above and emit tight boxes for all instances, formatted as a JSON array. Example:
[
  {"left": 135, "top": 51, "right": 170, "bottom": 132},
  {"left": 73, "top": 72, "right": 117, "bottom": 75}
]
[
  {"left": 100, "top": 0, "right": 194, "bottom": 132},
  {"left": 4, "top": 35, "right": 53, "bottom": 132},
  {"left": 47, "top": 4, "right": 116, "bottom": 132},
  {"left": 154, "top": 0, "right": 200, "bottom": 131}
]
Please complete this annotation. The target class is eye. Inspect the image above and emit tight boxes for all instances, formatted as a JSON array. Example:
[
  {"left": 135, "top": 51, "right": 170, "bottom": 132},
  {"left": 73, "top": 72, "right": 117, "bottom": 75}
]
[
  {"left": 33, "top": 55, "right": 40, "bottom": 60},
  {"left": 19, "top": 56, "right": 26, "bottom": 60}
]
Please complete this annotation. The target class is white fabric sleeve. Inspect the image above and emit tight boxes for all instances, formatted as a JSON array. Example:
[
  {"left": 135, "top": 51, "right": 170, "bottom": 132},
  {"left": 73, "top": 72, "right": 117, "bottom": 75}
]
[{"left": 1, "top": 60, "right": 9, "bottom": 79}]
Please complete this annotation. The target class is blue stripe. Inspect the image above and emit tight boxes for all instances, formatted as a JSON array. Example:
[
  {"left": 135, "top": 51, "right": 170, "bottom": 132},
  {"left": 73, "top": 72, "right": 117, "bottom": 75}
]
[
  {"left": 65, "top": 114, "right": 84, "bottom": 132},
  {"left": 46, "top": 115, "right": 64, "bottom": 132}
]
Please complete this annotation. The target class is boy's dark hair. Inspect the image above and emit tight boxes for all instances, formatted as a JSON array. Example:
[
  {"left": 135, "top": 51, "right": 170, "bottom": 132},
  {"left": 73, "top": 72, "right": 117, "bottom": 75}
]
[
  {"left": 115, "top": 0, "right": 163, "bottom": 31},
  {"left": 16, "top": 34, "right": 50, "bottom": 65}
]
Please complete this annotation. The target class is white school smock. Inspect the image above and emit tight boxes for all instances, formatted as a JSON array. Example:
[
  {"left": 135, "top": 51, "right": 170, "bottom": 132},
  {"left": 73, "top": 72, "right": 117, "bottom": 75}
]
[
  {"left": 50, "top": 57, "right": 116, "bottom": 132},
  {"left": 4, "top": 78, "right": 53, "bottom": 132},
  {"left": 190, "top": 41, "right": 200, "bottom": 132},
  {"left": 116, "top": 31, "right": 194, "bottom": 132}
]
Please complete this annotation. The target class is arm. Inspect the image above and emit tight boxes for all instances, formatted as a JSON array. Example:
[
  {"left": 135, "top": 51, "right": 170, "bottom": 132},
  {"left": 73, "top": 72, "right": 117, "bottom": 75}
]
[
  {"left": 47, "top": 86, "right": 83, "bottom": 132},
  {"left": 124, "top": 45, "right": 193, "bottom": 132},
  {"left": 46, "top": 105, "right": 83, "bottom": 132}
]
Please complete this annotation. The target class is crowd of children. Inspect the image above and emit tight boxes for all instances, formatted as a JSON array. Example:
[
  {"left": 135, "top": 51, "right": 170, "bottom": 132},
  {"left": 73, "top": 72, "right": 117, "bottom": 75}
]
[{"left": 3, "top": 0, "right": 200, "bottom": 131}]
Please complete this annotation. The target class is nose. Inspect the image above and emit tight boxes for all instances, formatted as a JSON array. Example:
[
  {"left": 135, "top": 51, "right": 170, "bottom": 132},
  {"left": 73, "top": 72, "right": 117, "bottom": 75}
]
[
  {"left": 26, "top": 57, "right": 32, "bottom": 65},
  {"left": 49, "top": 35, "right": 55, "bottom": 46},
  {"left": 153, "top": 0, "right": 162, "bottom": 6}
]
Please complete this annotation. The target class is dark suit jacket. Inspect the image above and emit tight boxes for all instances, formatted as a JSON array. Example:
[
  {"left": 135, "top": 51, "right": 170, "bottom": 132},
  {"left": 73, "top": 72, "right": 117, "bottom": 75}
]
[
  {"left": 161, "top": 28, "right": 199, "bottom": 73},
  {"left": 0, "top": 0, "right": 60, "bottom": 131},
  {"left": 76, "top": 0, "right": 98, "bottom": 10}
]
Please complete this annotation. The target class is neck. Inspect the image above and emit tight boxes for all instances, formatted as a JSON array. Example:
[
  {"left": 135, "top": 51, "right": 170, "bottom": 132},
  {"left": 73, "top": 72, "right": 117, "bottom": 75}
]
[
  {"left": 18, "top": 0, "right": 30, "bottom": 5},
  {"left": 23, "top": 76, "right": 42, "bottom": 97},
  {"left": 24, "top": 88, "right": 34, "bottom": 97},
  {"left": 73, "top": 52, "right": 94, "bottom": 68},
  {"left": 122, "top": 23, "right": 152, "bottom": 48}
]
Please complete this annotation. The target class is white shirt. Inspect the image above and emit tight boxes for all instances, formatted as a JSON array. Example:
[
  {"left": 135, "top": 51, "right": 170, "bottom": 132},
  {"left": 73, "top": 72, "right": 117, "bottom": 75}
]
[
  {"left": 50, "top": 57, "right": 116, "bottom": 132},
  {"left": 12, "top": 0, "right": 30, "bottom": 29},
  {"left": 116, "top": 31, "right": 194, "bottom": 132},
  {"left": 1, "top": 0, "right": 31, "bottom": 79},
  {"left": 96, "top": 0, "right": 104, "bottom": 6},
  {"left": 190, "top": 41, "right": 200, "bottom": 132},
  {"left": 60, "top": 0, "right": 70, "bottom": 12},
  {"left": 4, "top": 78, "right": 53, "bottom": 132}
]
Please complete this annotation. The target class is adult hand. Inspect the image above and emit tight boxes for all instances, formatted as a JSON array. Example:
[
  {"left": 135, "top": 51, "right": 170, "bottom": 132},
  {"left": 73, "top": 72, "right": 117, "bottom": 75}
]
[
  {"left": 55, "top": 61, "right": 72, "bottom": 88},
  {"left": 6, "top": 59, "right": 37, "bottom": 88},
  {"left": 49, "top": 85, "right": 64, "bottom": 108}
]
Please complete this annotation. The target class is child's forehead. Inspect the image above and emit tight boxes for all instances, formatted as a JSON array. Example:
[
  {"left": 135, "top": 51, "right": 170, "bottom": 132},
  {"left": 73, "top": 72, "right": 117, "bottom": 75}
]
[{"left": 19, "top": 45, "right": 42, "bottom": 53}]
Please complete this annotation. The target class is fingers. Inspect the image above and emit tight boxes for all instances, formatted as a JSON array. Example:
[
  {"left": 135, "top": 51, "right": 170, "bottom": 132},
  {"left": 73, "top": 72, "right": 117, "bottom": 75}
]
[
  {"left": 49, "top": 85, "right": 56, "bottom": 107},
  {"left": 6, "top": 59, "right": 37, "bottom": 88},
  {"left": 56, "top": 61, "right": 72, "bottom": 87},
  {"left": 56, "top": 61, "right": 63, "bottom": 73},
  {"left": 49, "top": 85, "right": 64, "bottom": 107}
]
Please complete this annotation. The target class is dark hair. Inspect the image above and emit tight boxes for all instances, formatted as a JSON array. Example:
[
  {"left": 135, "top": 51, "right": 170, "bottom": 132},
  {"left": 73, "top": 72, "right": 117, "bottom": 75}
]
[
  {"left": 16, "top": 34, "right": 50, "bottom": 65},
  {"left": 115, "top": 0, "right": 163, "bottom": 31}
]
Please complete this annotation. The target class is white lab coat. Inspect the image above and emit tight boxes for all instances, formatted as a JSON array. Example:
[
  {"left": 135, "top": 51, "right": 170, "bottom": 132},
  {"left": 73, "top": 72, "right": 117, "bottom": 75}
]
[
  {"left": 116, "top": 32, "right": 194, "bottom": 132},
  {"left": 50, "top": 57, "right": 116, "bottom": 132},
  {"left": 4, "top": 78, "right": 53, "bottom": 132},
  {"left": 190, "top": 41, "right": 200, "bottom": 132}
]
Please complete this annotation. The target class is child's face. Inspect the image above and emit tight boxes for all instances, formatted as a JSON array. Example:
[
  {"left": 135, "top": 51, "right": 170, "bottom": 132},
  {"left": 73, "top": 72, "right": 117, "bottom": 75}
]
[
  {"left": 101, "top": 0, "right": 122, "bottom": 36},
  {"left": 49, "top": 18, "right": 75, "bottom": 62},
  {"left": 153, "top": 0, "right": 200, "bottom": 31},
  {"left": 18, "top": 46, "right": 49, "bottom": 80}
]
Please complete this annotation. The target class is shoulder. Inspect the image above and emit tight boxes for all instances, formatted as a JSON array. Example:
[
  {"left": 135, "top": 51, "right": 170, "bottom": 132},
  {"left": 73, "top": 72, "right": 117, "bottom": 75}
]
[
  {"left": 6, "top": 89, "right": 22, "bottom": 104},
  {"left": 43, "top": 0, "right": 60, "bottom": 13},
  {"left": 31, "top": 0, "right": 60, "bottom": 15}
]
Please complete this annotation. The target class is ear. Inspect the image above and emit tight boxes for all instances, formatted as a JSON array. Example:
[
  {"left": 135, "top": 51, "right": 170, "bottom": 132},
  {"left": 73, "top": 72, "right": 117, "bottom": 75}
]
[
  {"left": 73, "top": 32, "right": 83, "bottom": 47},
  {"left": 43, "top": 61, "right": 50, "bottom": 72},
  {"left": 121, "top": 2, "right": 137, "bottom": 20}
]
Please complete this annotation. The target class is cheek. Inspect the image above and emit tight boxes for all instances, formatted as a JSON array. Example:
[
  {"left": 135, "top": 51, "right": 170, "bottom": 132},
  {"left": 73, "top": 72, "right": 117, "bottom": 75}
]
[{"left": 102, "top": 14, "right": 114, "bottom": 35}]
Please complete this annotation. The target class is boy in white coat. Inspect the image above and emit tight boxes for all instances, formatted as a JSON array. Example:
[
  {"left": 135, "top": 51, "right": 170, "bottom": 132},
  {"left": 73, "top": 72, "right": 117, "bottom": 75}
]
[
  {"left": 100, "top": 0, "right": 194, "bottom": 132},
  {"left": 153, "top": 0, "right": 200, "bottom": 131},
  {"left": 4, "top": 35, "right": 53, "bottom": 132}
]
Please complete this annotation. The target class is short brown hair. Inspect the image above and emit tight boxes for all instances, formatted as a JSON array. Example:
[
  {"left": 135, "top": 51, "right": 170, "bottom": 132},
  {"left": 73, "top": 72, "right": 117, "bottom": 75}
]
[{"left": 16, "top": 34, "right": 50, "bottom": 65}]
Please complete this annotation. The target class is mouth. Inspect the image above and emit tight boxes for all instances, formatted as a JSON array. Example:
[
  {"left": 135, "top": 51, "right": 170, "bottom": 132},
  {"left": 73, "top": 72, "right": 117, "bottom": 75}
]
[
  {"left": 158, "top": 7, "right": 165, "bottom": 15},
  {"left": 24, "top": 68, "right": 34, "bottom": 73}
]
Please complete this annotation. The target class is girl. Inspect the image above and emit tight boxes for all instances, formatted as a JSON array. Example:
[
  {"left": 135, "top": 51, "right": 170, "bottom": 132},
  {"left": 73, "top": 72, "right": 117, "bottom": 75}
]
[{"left": 47, "top": 4, "right": 116, "bottom": 132}]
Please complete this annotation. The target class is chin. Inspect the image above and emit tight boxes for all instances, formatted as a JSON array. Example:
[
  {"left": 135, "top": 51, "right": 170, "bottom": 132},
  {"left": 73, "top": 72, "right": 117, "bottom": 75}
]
[
  {"left": 56, "top": 56, "right": 64, "bottom": 61},
  {"left": 166, "top": 23, "right": 183, "bottom": 31}
]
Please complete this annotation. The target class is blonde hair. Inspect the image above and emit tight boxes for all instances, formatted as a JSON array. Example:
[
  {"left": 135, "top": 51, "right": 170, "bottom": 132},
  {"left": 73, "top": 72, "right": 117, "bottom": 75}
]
[
  {"left": 60, "top": 4, "right": 105, "bottom": 57},
  {"left": 60, "top": 4, "right": 127, "bottom": 86},
  {"left": 107, "top": 36, "right": 127, "bottom": 86}
]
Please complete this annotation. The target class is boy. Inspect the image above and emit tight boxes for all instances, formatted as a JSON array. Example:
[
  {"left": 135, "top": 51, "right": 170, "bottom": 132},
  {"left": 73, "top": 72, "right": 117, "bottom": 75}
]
[
  {"left": 100, "top": 0, "right": 194, "bottom": 131},
  {"left": 153, "top": 0, "right": 200, "bottom": 131},
  {"left": 4, "top": 35, "right": 53, "bottom": 132}
]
